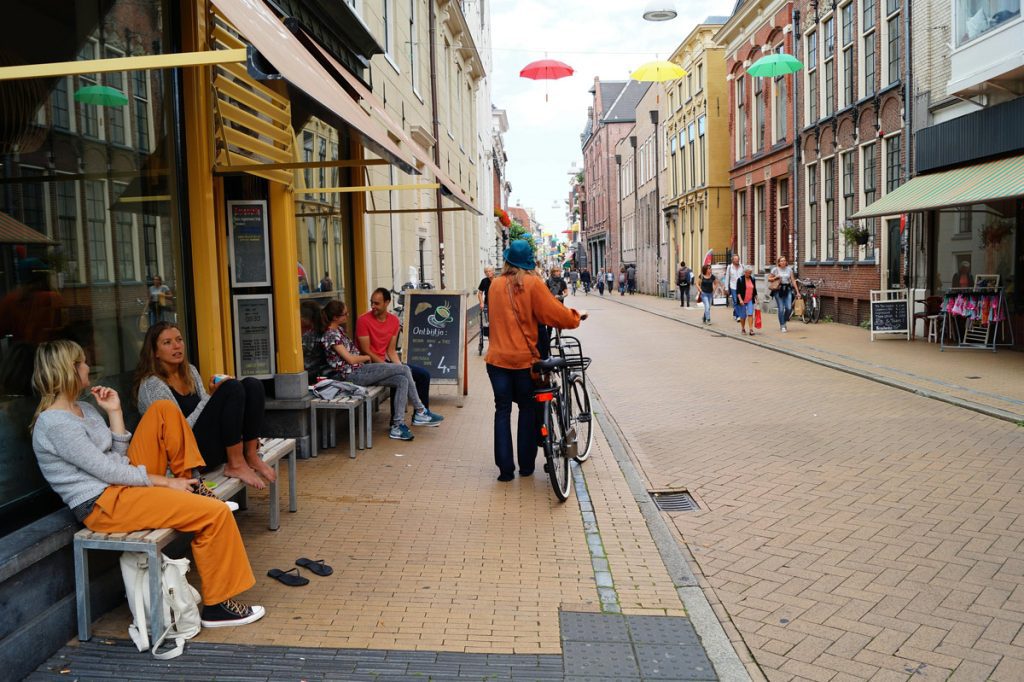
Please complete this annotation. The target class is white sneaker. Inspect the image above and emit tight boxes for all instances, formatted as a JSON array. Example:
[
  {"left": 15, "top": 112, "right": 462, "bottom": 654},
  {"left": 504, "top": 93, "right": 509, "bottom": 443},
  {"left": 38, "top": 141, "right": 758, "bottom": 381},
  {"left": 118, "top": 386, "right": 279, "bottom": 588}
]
[{"left": 781, "top": 326, "right": 788, "bottom": 333}]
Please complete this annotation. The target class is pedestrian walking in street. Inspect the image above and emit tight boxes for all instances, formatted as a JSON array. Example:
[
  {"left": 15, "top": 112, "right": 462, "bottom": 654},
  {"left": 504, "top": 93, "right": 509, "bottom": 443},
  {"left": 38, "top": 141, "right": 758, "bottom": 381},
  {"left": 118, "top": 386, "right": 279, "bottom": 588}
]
[
  {"left": 135, "top": 322, "right": 275, "bottom": 489},
  {"left": 676, "top": 261, "right": 692, "bottom": 307},
  {"left": 568, "top": 269, "right": 579, "bottom": 295},
  {"left": 484, "top": 240, "right": 585, "bottom": 482},
  {"left": 580, "top": 268, "right": 592, "bottom": 294},
  {"left": 546, "top": 266, "right": 568, "bottom": 302},
  {"left": 725, "top": 255, "right": 743, "bottom": 321},
  {"left": 618, "top": 268, "right": 626, "bottom": 296},
  {"left": 767, "top": 256, "right": 800, "bottom": 333},
  {"left": 735, "top": 265, "right": 759, "bottom": 335},
  {"left": 321, "top": 301, "right": 442, "bottom": 440},
  {"left": 605, "top": 269, "right": 614, "bottom": 293},
  {"left": 697, "top": 264, "right": 719, "bottom": 324},
  {"left": 626, "top": 264, "right": 636, "bottom": 295},
  {"left": 596, "top": 271, "right": 605, "bottom": 295},
  {"left": 32, "top": 340, "right": 266, "bottom": 629}
]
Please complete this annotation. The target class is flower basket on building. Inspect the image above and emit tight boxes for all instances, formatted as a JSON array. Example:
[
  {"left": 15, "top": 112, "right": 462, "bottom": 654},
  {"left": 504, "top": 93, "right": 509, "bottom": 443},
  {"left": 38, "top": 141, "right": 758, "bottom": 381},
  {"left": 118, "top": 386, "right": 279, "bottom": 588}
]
[
  {"left": 841, "top": 222, "right": 871, "bottom": 246},
  {"left": 979, "top": 218, "right": 1013, "bottom": 249}
]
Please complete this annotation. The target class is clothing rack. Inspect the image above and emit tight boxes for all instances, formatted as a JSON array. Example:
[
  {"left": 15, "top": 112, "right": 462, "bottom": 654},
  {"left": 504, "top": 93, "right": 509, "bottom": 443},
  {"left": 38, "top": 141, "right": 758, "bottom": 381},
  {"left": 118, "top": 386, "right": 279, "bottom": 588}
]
[{"left": 940, "top": 287, "right": 1013, "bottom": 351}]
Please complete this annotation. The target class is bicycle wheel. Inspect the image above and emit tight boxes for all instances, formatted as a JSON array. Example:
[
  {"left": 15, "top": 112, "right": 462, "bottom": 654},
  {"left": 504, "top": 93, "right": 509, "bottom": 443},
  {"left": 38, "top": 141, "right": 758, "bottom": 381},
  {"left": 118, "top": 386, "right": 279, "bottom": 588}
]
[
  {"left": 800, "top": 295, "right": 812, "bottom": 324},
  {"left": 811, "top": 298, "right": 822, "bottom": 323},
  {"left": 569, "top": 375, "right": 593, "bottom": 462},
  {"left": 544, "top": 396, "right": 572, "bottom": 501}
]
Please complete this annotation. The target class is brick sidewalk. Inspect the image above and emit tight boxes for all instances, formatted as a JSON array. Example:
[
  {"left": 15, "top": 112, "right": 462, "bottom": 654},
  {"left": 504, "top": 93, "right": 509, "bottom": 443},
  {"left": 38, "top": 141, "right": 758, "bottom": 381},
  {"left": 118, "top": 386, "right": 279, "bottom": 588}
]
[
  {"left": 66, "top": 350, "right": 722, "bottom": 680},
  {"left": 570, "top": 291, "right": 1024, "bottom": 681}
]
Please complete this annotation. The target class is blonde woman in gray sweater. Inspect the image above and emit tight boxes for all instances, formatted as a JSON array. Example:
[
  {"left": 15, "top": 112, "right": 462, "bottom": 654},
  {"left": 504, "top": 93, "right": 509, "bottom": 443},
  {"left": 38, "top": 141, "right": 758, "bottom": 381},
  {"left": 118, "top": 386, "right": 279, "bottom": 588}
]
[
  {"left": 31, "top": 339, "right": 265, "bottom": 627},
  {"left": 134, "top": 322, "right": 273, "bottom": 489}
]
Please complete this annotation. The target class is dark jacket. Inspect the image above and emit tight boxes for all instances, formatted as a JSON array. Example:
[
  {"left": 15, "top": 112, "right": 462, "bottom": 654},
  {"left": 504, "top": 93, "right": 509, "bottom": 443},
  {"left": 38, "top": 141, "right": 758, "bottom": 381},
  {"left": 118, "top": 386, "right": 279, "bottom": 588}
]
[{"left": 734, "top": 275, "right": 758, "bottom": 304}]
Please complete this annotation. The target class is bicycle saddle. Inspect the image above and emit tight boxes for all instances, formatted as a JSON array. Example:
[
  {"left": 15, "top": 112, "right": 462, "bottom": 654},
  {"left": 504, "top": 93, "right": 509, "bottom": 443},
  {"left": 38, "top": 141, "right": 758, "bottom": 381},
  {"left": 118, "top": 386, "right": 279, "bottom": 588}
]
[{"left": 534, "top": 357, "right": 567, "bottom": 371}]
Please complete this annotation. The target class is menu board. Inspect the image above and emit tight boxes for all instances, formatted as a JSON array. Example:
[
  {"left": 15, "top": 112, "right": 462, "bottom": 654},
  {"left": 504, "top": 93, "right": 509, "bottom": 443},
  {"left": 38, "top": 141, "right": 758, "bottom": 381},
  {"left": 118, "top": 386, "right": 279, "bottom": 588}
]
[
  {"left": 402, "top": 291, "right": 465, "bottom": 385},
  {"left": 233, "top": 294, "right": 276, "bottom": 378},
  {"left": 228, "top": 200, "right": 271, "bottom": 287},
  {"left": 869, "top": 289, "right": 910, "bottom": 341}
]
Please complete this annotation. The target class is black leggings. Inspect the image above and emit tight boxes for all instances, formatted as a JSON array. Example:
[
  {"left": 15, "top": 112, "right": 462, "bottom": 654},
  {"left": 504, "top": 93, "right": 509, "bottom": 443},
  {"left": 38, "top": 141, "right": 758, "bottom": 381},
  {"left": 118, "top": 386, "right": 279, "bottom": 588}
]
[{"left": 192, "top": 377, "right": 264, "bottom": 471}]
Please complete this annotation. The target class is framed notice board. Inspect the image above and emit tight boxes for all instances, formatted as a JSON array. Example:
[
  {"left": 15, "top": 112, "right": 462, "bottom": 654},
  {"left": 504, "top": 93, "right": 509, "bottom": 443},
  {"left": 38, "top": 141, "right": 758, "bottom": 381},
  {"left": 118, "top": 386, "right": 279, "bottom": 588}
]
[
  {"left": 227, "top": 200, "right": 271, "bottom": 287},
  {"left": 869, "top": 289, "right": 910, "bottom": 341},
  {"left": 402, "top": 290, "right": 466, "bottom": 387},
  {"left": 233, "top": 294, "right": 276, "bottom": 378}
]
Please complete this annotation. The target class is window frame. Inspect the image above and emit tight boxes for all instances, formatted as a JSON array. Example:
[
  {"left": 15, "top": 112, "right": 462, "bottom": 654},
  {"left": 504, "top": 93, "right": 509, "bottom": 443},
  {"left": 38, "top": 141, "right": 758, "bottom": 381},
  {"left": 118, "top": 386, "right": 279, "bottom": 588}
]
[
  {"left": 808, "top": 163, "right": 819, "bottom": 261},
  {"left": 824, "top": 156, "right": 836, "bottom": 261}
]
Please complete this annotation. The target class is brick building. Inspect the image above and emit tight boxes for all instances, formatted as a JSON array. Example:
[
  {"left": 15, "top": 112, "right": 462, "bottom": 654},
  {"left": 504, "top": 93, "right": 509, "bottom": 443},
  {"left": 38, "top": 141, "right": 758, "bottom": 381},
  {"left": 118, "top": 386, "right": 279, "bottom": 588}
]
[
  {"left": 720, "top": 0, "right": 798, "bottom": 277},
  {"left": 796, "top": 0, "right": 908, "bottom": 324},
  {"left": 581, "top": 78, "right": 649, "bottom": 276}
]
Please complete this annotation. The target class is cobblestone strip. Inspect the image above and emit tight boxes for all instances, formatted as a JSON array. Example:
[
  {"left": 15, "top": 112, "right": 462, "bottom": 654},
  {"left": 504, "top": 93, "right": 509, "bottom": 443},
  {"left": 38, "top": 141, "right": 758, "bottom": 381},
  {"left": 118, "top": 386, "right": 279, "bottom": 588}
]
[{"left": 572, "top": 461, "right": 622, "bottom": 613}]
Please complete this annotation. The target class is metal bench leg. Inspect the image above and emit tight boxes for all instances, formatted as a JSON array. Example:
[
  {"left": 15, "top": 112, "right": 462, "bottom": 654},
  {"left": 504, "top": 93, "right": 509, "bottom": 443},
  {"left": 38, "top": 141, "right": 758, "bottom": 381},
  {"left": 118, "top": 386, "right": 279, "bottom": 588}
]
[
  {"left": 309, "top": 405, "right": 318, "bottom": 458},
  {"left": 147, "top": 547, "right": 163, "bottom": 649},
  {"left": 328, "top": 410, "right": 337, "bottom": 449},
  {"left": 357, "top": 402, "right": 365, "bottom": 450},
  {"left": 268, "top": 460, "right": 280, "bottom": 530},
  {"left": 349, "top": 406, "right": 357, "bottom": 459},
  {"left": 288, "top": 448, "right": 297, "bottom": 513},
  {"left": 74, "top": 541, "right": 91, "bottom": 642},
  {"left": 365, "top": 396, "right": 374, "bottom": 449}
]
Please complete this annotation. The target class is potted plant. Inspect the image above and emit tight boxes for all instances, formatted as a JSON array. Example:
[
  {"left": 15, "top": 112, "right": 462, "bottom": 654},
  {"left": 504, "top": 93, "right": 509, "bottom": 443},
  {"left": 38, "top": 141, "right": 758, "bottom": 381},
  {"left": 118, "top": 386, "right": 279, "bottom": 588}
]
[
  {"left": 841, "top": 221, "right": 871, "bottom": 246},
  {"left": 979, "top": 217, "right": 1013, "bottom": 249}
]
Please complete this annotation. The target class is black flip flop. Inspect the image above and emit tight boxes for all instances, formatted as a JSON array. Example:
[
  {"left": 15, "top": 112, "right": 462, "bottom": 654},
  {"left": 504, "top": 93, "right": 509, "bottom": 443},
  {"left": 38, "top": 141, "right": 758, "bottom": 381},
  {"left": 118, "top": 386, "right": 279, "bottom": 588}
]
[
  {"left": 295, "top": 558, "right": 333, "bottom": 577},
  {"left": 267, "top": 567, "right": 309, "bottom": 586}
]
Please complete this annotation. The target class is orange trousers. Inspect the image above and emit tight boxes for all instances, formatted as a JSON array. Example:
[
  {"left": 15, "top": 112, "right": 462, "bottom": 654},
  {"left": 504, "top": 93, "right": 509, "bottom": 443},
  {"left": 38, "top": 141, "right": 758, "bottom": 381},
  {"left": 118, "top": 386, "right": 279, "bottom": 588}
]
[{"left": 84, "top": 400, "right": 256, "bottom": 605}]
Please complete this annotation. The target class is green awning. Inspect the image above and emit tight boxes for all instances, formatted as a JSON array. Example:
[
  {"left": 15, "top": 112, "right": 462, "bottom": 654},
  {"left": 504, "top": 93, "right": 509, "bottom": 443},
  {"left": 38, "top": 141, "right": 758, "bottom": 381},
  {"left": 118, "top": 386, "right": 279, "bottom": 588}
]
[{"left": 851, "top": 154, "right": 1024, "bottom": 219}]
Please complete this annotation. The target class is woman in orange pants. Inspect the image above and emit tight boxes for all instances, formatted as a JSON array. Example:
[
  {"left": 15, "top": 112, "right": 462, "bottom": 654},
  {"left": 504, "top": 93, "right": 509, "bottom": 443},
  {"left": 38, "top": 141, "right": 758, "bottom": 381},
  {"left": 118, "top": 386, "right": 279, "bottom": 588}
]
[{"left": 31, "top": 340, "right": 265, "bottom": 627}]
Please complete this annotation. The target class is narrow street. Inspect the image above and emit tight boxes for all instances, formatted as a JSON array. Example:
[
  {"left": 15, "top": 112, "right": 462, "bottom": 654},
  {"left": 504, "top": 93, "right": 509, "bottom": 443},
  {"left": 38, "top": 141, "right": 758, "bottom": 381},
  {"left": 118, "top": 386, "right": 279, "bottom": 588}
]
[{"left": 571, "top": 291, "right": 1024, "bottom": 681}]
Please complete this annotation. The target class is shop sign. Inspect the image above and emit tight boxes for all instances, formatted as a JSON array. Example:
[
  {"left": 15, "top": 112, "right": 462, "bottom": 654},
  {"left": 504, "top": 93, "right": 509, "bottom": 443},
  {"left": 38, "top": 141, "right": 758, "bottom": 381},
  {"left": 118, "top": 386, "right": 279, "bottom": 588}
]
[
  {"left": 233, "top": 294, "right": 276, "bottom": 378},
  {"left": 228, "top": 200, "right": 271, "bottom": 287}
]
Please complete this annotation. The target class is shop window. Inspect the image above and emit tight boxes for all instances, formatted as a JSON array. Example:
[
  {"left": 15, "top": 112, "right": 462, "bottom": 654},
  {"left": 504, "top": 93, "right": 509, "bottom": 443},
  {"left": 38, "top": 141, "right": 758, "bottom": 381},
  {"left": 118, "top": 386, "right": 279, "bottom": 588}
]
[
  {"left": 0, "top": 0, "right": 184, "bottom": 536},
  {"left": 956, "top": 0, "right": 1019, "bottom": 46}
]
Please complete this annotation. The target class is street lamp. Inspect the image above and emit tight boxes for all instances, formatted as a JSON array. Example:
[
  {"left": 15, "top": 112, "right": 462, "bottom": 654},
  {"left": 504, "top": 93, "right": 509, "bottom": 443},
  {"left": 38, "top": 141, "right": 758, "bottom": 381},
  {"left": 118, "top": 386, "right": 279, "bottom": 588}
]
[{"left": 642, "top": 2, "right": 678, "bottom": 21}]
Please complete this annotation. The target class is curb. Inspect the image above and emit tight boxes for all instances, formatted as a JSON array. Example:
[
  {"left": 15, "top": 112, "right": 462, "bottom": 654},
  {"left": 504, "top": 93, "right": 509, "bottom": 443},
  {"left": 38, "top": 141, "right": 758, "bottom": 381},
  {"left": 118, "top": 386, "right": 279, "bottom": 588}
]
[
  {"left": 587, "top": 384, "right": 754, "bottom": 682},
  {"left": 603, "top": 296, "right": 1024, "bottom": 425}
]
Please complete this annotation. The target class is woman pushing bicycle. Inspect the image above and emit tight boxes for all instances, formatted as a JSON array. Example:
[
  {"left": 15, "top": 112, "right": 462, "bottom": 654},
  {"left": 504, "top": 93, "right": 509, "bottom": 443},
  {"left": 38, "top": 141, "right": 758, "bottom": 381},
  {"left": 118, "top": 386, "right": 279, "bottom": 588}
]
[{"left": 484, "top": 240, "right": 587, "bottom": 482}]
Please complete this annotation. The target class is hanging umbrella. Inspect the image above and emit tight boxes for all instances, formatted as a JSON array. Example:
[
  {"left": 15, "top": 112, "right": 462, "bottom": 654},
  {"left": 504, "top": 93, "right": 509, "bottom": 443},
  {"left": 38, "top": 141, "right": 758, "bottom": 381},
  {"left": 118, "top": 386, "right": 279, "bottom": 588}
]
[
  {"left": 520, "top": 59, "right": 574, "bottom": 102},
  {"left": 746, "top": 53, "right": 804, "bottom": 78},
  {"left": 703, "top": 249, "right": 714, "bottom": 268},
  {"left": 630, "top": 60, "right": 686, "bottom": 82},
  {"left": 74, "top": 84, "right": 128, "bottom": 107}
]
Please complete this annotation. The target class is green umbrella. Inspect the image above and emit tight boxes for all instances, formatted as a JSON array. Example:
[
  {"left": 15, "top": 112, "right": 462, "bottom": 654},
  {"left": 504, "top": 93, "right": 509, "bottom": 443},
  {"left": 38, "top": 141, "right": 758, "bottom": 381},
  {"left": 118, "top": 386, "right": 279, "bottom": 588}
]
[
  {"left": 74, "top": 84, "right": 128, "bottom": 107},
  {"left": 746, "top": 53, "right": 804, "bottom": 78}
]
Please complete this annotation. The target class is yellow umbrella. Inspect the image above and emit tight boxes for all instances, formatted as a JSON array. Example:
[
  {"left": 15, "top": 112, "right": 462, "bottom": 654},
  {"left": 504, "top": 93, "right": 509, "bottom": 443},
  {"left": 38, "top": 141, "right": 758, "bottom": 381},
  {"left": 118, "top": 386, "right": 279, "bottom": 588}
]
[{"left": 630, "top": 60, "right": 686, "bottom": 82}]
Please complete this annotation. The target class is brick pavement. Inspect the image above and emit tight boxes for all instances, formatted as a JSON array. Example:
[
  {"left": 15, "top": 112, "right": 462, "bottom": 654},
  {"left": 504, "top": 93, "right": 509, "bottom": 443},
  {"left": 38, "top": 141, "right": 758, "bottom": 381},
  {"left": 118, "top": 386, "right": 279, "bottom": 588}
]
[
  {"left": 570, "top": 290, "right": 1024, "bottom": 681},
  {"left": 76, "top": 347, "right": 707, "bottom": 679}
]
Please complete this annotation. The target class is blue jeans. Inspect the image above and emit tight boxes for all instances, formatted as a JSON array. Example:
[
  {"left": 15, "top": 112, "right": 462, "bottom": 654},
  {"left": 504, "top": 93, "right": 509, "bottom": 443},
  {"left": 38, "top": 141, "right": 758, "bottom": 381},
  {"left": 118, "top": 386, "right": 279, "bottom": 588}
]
[
  {"left": 776, "top": 289, "right": 794, "bottom": 327},
  {"left": 486, "top": 364, "right": 539, "bottom": 477},
  {"left": 701, "top": 291, "right": 712, "bottom": 321}
]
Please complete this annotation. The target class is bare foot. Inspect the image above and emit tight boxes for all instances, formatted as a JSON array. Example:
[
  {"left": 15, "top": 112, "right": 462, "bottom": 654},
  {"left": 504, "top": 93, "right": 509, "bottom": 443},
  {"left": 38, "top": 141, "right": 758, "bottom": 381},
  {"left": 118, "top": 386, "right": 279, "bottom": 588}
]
[
  {"left": 223, "top": 464, "right": 267, "bottom": 490},
  {"left": 245, "top": 452, "right": 278, "bottom": 483}
]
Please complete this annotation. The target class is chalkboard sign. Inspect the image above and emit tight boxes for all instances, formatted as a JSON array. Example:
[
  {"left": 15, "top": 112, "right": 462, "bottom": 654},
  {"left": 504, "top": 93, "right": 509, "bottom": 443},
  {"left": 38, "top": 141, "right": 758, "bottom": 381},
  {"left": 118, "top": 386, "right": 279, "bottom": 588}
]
[
  {"left": 233, "top": 294, "right": 276, "bottom": 378},
  {"left": 228, "top": 200, "right": 271, "bottom": 287},
  {"left": 869, "top": 290, "right": 910, "bottom": 341},
  {"left": 402, "top": 290, "right": 466, "bottom": 385}
]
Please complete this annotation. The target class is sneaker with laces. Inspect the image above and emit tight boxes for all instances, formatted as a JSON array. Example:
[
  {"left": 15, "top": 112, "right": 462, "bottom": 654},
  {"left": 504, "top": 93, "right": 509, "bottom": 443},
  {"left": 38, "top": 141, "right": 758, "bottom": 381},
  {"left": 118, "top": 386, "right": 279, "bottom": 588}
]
[
  {"left": 781, "top": 326, "right": 788, "bottom": 333},
  {"left": 201, "top": 599, "right": 266, "bottom": 628},
  {"left": 193, "top": 477, "right": 239, "bottom": 511},
  {"left": 389, "top": 423, "right": 414, "bottom": 440},
  {"left": 412, "top": 409, "right": 444, "bottom": 427}
]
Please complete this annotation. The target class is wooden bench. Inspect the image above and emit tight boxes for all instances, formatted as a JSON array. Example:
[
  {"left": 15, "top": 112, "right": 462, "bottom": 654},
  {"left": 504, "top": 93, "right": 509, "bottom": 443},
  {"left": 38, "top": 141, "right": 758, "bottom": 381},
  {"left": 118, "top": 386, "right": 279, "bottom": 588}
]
[
  {"left": 73, "top": 437, "right": 297, "bottom": 646},
  {"left": 309, "top": 395, "right": 364, "bottom": 458}
]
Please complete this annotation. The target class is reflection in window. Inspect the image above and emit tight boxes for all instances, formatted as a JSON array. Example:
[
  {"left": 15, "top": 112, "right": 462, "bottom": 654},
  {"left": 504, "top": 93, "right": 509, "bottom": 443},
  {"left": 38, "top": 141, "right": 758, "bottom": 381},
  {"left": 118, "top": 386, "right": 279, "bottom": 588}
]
[
  {"left": 113, "top": 184, "right": 136, "bottom": 281},
  {"left": 85, "top": 181, "right": 109, "bottom": 282},
  {"left": 56, "top": 180, "right": 80, "bottom": 283},
  {"left": 78, "top": 42, "right": 100, "bottom": 139},
  {"left": 133, "top": 71, "right": 150, "bottom": 152},
  {"left": 105, "top": 48, "right": 128, "bottom": 145},
  {"left": 957, "top": 0, "right": 1019, "bottom": 46},
  {"left": 51, "top": 77, "right": 71, "bottom": 130}
]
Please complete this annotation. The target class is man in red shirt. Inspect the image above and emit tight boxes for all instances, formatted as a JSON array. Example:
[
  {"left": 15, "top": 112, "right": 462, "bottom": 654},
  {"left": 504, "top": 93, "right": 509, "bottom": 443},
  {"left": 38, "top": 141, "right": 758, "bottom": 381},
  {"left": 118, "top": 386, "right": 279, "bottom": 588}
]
[{"left": 355, "top": 288, "right": 439, "bottom": 421}]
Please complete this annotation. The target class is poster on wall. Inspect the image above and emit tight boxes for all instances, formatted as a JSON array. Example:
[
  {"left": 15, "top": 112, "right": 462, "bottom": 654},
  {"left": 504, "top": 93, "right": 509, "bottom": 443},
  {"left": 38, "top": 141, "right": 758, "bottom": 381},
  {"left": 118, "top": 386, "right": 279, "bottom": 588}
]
[
  {"left": 228, "top": 200, "right": 271, "bottom": 287},
  {"left": 233, "top": 294, "right": 276, "bottom": 378}
]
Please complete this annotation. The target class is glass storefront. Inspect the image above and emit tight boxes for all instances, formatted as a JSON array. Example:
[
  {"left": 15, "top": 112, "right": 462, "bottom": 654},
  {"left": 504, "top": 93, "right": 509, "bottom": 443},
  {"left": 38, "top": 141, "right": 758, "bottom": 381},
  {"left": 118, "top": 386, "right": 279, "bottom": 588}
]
[
  {"left": 931, "top": 199, "right": 1019, "bottom": 298},
  {"left": 0, "top": 0, "right": 185, "bottom": 534}
]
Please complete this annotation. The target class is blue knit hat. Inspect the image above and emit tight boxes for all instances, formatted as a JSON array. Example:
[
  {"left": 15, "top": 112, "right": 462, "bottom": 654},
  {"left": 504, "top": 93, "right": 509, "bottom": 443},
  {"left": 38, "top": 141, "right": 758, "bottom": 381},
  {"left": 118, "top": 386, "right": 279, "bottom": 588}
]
[{"left": 502, "top": 240, "right": 536, "bottom": 271}]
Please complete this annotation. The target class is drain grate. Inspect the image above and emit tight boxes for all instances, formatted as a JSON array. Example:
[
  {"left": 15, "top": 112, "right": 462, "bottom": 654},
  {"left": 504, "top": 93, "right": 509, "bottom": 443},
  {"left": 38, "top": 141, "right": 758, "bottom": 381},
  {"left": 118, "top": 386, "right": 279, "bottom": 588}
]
[{"left": 650, "top": 491, "right": 699, "bottom": 511}]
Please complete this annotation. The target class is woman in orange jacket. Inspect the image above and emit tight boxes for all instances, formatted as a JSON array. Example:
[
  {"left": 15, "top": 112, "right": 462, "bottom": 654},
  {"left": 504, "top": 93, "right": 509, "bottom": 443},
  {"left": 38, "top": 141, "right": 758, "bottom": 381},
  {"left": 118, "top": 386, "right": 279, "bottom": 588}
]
[{"left": 484, "top": 241, "right": 587, "bottom": 481}]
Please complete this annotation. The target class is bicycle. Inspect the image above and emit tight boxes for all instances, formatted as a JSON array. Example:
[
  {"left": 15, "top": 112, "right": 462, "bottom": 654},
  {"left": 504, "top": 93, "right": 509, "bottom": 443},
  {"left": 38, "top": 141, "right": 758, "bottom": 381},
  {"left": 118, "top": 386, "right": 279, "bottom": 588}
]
[
  {"left": 478, "top": 305, "right": 488, "bottom": 355},
  {"left": 798, "top": 279, "right": 823, "bottom": 323},
  {"left": 532, "top": 331, "right": 594, "bottom": 501}
]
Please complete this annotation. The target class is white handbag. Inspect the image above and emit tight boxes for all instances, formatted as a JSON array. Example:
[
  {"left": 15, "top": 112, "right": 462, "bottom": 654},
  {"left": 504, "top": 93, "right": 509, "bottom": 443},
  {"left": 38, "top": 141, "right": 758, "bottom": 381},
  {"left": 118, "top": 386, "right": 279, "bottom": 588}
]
[{"left": 119, "top": 551, "right": 202, "bottom": 659}]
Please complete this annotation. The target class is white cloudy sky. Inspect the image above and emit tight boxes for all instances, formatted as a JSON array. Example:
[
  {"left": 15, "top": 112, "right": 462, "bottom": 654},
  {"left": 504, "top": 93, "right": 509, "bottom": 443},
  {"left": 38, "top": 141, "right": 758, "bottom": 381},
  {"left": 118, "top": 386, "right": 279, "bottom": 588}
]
[{"left": 490, "top": 0, "right": 734, "bottom": 234}]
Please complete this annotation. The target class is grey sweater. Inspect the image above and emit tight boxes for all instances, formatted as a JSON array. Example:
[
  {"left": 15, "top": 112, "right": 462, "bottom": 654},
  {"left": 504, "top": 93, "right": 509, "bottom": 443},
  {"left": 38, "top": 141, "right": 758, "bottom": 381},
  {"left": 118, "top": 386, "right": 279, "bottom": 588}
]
[
  {"left": 32, "top": 403, "right": 150, "bottom": 514},
  {"left": 137, "top": 365, "right": 209, "bottom": 427}
]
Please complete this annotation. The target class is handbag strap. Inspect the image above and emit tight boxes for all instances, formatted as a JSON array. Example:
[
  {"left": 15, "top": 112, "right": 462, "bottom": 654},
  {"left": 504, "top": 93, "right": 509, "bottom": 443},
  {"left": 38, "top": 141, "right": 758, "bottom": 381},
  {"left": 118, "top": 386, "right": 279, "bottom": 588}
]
[{"left": 505, "top": 278, "right": 541, "bottom": 367}]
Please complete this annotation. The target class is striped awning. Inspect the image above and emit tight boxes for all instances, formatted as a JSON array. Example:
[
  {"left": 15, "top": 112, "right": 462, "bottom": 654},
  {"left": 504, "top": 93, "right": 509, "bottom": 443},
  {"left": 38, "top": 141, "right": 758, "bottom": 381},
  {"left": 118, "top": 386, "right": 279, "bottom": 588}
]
[
  {"left": 0, "top": 212, "right": 53, "bottom": 244},
  {"left": 851, "top": 154, "right": 1024, "bottom": 219}
]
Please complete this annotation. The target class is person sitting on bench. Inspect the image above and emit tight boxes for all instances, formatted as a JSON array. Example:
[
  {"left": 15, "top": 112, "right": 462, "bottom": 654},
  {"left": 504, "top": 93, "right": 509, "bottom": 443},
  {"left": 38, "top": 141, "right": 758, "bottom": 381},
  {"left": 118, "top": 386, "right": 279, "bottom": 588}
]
[{"left": 30, "top": 339, "right": 265, "bottom": 628}]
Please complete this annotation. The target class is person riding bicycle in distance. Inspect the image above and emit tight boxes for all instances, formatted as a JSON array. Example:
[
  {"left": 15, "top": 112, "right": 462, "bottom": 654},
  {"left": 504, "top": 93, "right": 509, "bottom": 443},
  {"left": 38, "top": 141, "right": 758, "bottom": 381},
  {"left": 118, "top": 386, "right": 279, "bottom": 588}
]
[
  {"left": 356, "top": 288, "right": 442, "bottom": 424},
  {"left": 485, "top": 240, "right": 587, "bottom": 483}
]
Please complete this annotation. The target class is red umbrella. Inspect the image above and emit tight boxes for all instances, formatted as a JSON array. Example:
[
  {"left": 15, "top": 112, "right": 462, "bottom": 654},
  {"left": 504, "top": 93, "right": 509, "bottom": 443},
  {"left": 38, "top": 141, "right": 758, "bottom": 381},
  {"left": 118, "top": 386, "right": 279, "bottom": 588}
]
[
  {"left": 520, "top": 59, "right": 574, "bottom": 101},
  {"left": 703, "top": 249, "right": 714, "bottom": 267},
  {"left": 519, "top": 59, "right": 574, "bottom": 80}
]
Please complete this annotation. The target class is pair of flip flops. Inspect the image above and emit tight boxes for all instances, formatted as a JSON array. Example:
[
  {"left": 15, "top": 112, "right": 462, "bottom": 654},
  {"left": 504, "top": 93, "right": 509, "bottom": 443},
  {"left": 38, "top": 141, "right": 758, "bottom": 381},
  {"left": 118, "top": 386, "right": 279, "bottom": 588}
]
[{"left": 267, "top": 558, "right": 333, "bottom": 586}]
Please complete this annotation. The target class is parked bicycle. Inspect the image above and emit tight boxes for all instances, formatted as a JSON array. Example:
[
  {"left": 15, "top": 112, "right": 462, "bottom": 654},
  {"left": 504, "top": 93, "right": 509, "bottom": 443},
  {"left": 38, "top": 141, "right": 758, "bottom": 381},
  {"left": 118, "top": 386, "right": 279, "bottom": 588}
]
[
  {"left": 798, "top": 278, "right": 823, "bottom": 324},
  {"left": 532, "top": 330, "right": 593, "bottom": 501}
]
